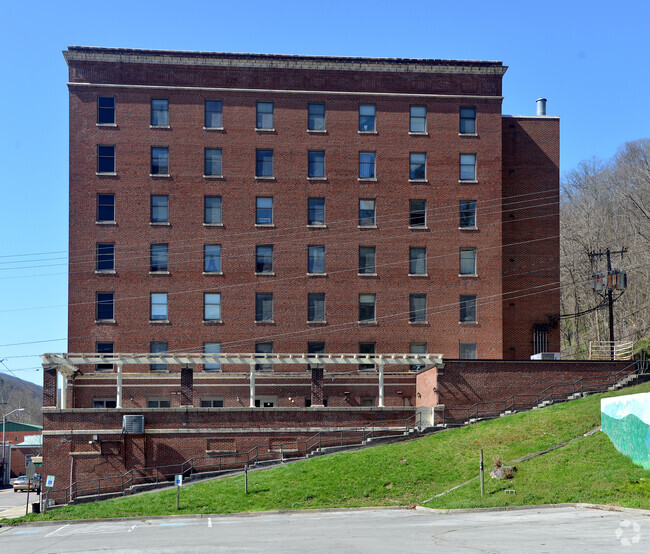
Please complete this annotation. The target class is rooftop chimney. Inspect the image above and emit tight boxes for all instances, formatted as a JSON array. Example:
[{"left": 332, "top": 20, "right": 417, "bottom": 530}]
[{"left": 536, "top": 98, "right": 547, "bottom": 116}]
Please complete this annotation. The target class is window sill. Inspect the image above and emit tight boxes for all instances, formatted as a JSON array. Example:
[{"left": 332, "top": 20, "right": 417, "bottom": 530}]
[
  {"left": 458, "top": 179, "right": 478, "bottom": 184},
  {"left": 150, "top": 222, "right": 171, "bottom": 226},
  {"left": 203, "top": 320, "right": 224, "bottom": 325},
  {"left": 358, "top": 130, "right": 378, "bottom": 135},
  {"left": 358, "top": 273, "right": 378, "bottom": 277},
  {"left": 408, "top": 226, "right": 429, "bottom": 230},
  {"left": 203, "top": 127, "right": 225, "bottom": 131},
  {"left": 409, "top": 179, "right": 429, "bottom": 184},
  {"left": 255, "top": 176, "right": 276, "bottom": 181},
  {"left": 149, "top": 271, "right": 171, "bottom": 275},
  {"left": 203, "top": 223, "right": 224, "bottom": 227},
  {"left": 96, "top": 172, "right": 117, "bottom": 177},
  {"left": 358, "top": 178, "right": 377, "bottom": 182},
  {"left": 255, "top": 128, "right": 276, "bottom": 132},
  {"left": 204, "top": 175, "right": 224, "bottom": 179},
  {"left": 96, "top": 123, "right": 117, "bottom": 128},
  {"left": 150, "top": 125, "right": 171, "bottom": 129},
  {"left": 255, "top": 224, "right": 275, "bottom": 228},
  {"left": 358, "top": 320, "right": 378, "bottom": 326},
  {"left": 96, "top": 220, "right": 117, "bottom": 225},
  {"left": 307, "top": 224, "right": 327, "bottom": 229},
  {"left": 255, "top": 320, "right": 276, "bottom": 325},
  {"left": 459, "top": 273, "right": 478, "bottom": 278},
  {"left": 307, "top": 273, "right": 327, "bottom": 277},
  {"left": 408, "top": 132, "right": 428, "bottom": 136},
  {"left": 408, "top": 273, "right": 428, "bottom": 278},
  {"left": 255, "top": 272, "right": 275, "bottom": 276},
  {"left": 459, "top": 321, "right": 479, "bottom": 325},
  {"left": 95, "top": 270, "right": 116, "bottom": 275},
  {"left": 307, "top": 177, "right": 327, "bottom": 181},
  {"left": 307, "top": 129, "right": 327, "bottom": 134},
  {"left": 409, "top": 321, "right": 429, "bottom": 325},
  {"left": 358, "top": 225, "right": 378, "bottom": 229},
  {"left": 307, "top": 320, "right": 327, "bottom": 325},
  {"left": 150, "top": 319, "right": 170, "bottom": 324},
  {"left": 203, "top": 271, "right": 224, "bottom": 276},
  {"left": 150, "top": 174, "right": 171, "bottom": 178},
  {"left": 95, "top": 319, "right": 116, "bottom": 324},
  {"left": 459, "top": 133, "right": 478, "bottom": 137},
  {"left": 459, "top": 226, "right": 479, "bottom": 231}
]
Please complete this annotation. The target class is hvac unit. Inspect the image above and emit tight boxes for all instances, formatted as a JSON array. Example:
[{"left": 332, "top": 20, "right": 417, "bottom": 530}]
[
  {"left": 123, "top": 415, "right": 145, "bottom": 434},
  {"left": 530, "top": 352, "right": 561, "bottom": 361}
]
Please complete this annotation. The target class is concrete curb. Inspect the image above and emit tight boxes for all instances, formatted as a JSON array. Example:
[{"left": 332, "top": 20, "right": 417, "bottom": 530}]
[{"left": 415, "top": 503, "right": 650, "bottom": 516}]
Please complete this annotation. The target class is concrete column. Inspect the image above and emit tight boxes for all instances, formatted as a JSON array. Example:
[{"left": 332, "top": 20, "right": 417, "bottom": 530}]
[
  {"left": 180, "top": 364, "right": 194, "bottom": 406},
  {"left": 116, "top": 362, "right": 123, "bottom": 408},
  {"left": 378, "top": 361, "right": 385, "bottom": 407},
  {"left": 249, "top": 363, "right": 256, "bottom": 408},
  {"left": 61, "top": 375, "right": 67, "bottom": 409},
  {"left": 310, "top": 367, "right": 324, "bottom": 406},
  {"left": 42, "top": 365, "right": 57, "bottom": 408}
]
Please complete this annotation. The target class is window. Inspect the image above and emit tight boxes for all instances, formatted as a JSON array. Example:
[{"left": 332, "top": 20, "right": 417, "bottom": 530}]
[
  {"left": 204, "top": 148, "right": 222, "bottom": 176},
  {"left": 359, "top": 342, "right": 376, "bottom": 370},
  {"left": 254, "top": 397, "right": 276, "bottom": 407},
  {"left": 150, "top": 292, "right": 168, "bottom": 321},
  {"left": 204, "top": 196, "right": 222, "bottom": 225},
  {"left": 204, "top": 342, "right": 221, "bottom": 371},
  {"left": 460, "top": 248, "right": 477, "bottom": 275},
  {"left": 308, "top": 245, "right": 325, "bottom": 274},
  {"left": 96, "top": 292, "right": 114, "bottom": 321},
  {"left": 151, "top": 99, "right": 169, "bottom": 126},
  {"left": 359, "top": 104, "right": 376, "bottom": 131},
  {"left": 308, "top": 341, "right": 325, "bottom": 369},
  {"left": 151, "top": 147, "right": 169, "bottom": 175},
  {"left": 150, "top": 341, "right": 168, "bottom": 371},
  {"left": 308, "top": 198, "right": 325, "bottom": 225},
  {"left": 256, "top": 149, "right": 273, "bottom": 177},
  {"left": 409, "top": 342, "right": 427, "bottom": 371},
  {"left": 256, "top": 101, "right": 274, "bottom": 129},
  {"left": 308, "top": 293, "right": 325, "bottom": 322},
  {"left": 256, "top": 293, "right": 273, "bottom": 322},
  {"left": 205, "top": 100, "right": 223, "bottom": 128},
  {"left": 147, "top": 399, "right": 171, "bottom": 408},
  {"left": 308, "top": 103, "right": 325, "bottom": 130},
  {"left": 359, "top": 152, "right": 376, "bottom": 179},
  {"left": 410, "top": 106, "right": 426, "bottom": 133},
  {"left": 97, "top": 96, "right": 115, "bottom": 124},
  {"left": 96, "top": 243, "right": 115, "bottom": 271},
  {"left": 459, "top": 342, "right": 477, "bottom": 359},
  {"left": 460, "top": 107, "right": 476, "bottom": 134},
  {"left": 151, "top": 195, "right": 169, "bottom": 223},
  {"left": 359, "top": 246, "right": 376, "bottom": 275},
  {"left": 361, "top": 397, "right": 375, "bottom": 407},
  {"left": 410, "top": 152, "right": 426, "bottom": 180},
  {"left": 204, "top": 293, "right": 222, "bottom": 321},
  {"left": 255, "top": 342, "right": 273, "bottom": 371},
  {"left": 97, "top": 145, "right": 115, "bottom": 173},
  {"left": 204, "top": 244, "right": 222, "bottom": 273},
  {"left": 460, "top": 153, "right": 476, "bottom": 181},
  {"left": 460, "top": 200, "right": 477, "bottom": 228},
  {"left": 256, "top": 197, "right": 273, "bottom": 225},
  {"left": 150, "top": 243, "right": 169, "bottom": 272},
  {"left": 460, "top": 294, "right": 477, "bottom": 322},
  {"left": 359, "top": 199, "right": 376, "bottom": 226},
  {"left": 409, "top": 247, "right": 426, "bottom": 275},
  {"left": 201, "top": 398, "right": 224, "bottom": 407},
  {"left": 409, "top": 294, "right": 427, "bottom": 323},
  {"left": 359, "top": 293, "right": 376, "bottom": 322},
  {"left": 93, "top": 399, "right": 117, "bottom": 408},
  {"left": 409, "top": 199, "right": 426, "bottom": 227},
  {"left": 96, "top": 341, "right": 114, "bottom": 371},
  {"left": 256, "top": 245, "right": 273, "bottom": 273},
  {"left": 97, "top": 193, "right": 115, "bottom": 222},
  {"left": 308, "top": 150, "right": 325, "bottom": 178}
]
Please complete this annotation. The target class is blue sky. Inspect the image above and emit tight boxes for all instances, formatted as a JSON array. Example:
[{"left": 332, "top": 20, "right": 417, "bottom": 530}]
[{"left": 1, "top": 0, "right": 648, "bottom": 386}]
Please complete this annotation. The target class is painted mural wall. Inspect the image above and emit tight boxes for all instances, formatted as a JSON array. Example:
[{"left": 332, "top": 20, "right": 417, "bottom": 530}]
[{"left": 601, "top": 392, "right": 650, "bottom": 470}]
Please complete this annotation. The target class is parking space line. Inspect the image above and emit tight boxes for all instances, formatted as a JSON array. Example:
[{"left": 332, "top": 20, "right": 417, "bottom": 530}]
[
  {"left": 45, "top": 524, "right": 70, "bottom": 537},
  {"left": 208, "top": 518, "right": 212, "bottom": 528},
  {"left": 159, "top": 522, "right": 186, "bottom": 526}
]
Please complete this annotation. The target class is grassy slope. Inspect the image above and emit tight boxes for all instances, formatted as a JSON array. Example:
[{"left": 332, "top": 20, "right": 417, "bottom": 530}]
[{"left": 7, "top": 382, "right": 650, "bottom": 523}]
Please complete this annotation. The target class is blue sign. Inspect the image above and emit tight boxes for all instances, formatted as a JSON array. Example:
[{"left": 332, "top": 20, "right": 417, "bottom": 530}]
[{"left": 175, "top": 474, "right": 183, "bottom": 486}]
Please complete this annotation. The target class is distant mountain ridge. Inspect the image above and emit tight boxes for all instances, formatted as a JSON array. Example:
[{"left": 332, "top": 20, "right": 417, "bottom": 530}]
[{"left": 0, "top": 372, "right": 43, "bottom": 425}]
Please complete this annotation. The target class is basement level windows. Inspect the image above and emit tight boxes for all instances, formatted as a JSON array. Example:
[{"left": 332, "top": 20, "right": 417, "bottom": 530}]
[
  {"left": 147, "top": 398, "right": 171, "bottom": 408},
  {"left": 201, "top": 398, "right": 224, "bottom": 407},
  {"left": 93, "top": 399, "right": 117, "bottom": 408}
]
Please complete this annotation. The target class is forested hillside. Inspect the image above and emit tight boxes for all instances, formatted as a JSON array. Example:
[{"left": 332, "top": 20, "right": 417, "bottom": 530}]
[
  {"left": 0, "top": 373, "right": 43, "bottom": 425},
  {"left": 561, "top": 139, "right": 650, "bottom": 358}
]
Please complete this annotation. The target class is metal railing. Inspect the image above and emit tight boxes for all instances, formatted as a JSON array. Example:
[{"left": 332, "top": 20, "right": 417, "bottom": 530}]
[{"left": 589, "top": 341, "right": 634, "bottom": 360}]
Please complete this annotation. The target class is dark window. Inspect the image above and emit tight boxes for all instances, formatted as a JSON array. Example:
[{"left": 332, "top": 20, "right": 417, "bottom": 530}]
[
  {"left": 460, "top": 154, "right": 476, "bottom": 181},
  {"left": 97, "top": 96, "right": 115, "bottom": 124},
  {"left": 359, "top": 342, "right": 376, "bottom": 370},
  {"left": 361, "top": 397, "right": 375, "bottom": 407},
  {"left": 256, "top": 149, "right": 273, "bottom": 177},
  {"left": 409, "top": 294, "right": 427, "bottom": 322},
  {"left": 359, "top": 246, "right": 376, "bottom": 274},
  {"left": 409, "top": 247, "right": 426, "bottom": 275},
  {"left": 93, "top": 399, "right": 117, "bottom": 408},
  {"left": 459, "top": 342, "right": 477, "bottom": 359},
  {"left": 204, "top": 196, "right": 222, "bottom": 225},
  {"left": 308, "top": 293, "right": 325, "bottom": 322},
  {"left": 409, "top": 342, "right": 426, "bottom": 371},
  {"left": 308, "top": 245, "right": 325, "bottom": 274},
  {"left": 205, "top": 100, "right": 223, "bottom": 128},
  {"left": 308, "top": 198, "right": 325, "bottom": 225},
  {"left": 359, "top": 152, "right": 376, "bottom": 179},
  {"left": 97, "top": 193, "right": 115, "bottom": 222},
  {"left": 150, "top": 243, "right": 169, "bottom": 272},
  {"left": 460, "top": 107, "right": 476, "bottom": 134},
  {"left": 308, "top": 103, "right": 325, "bottom": 130},
  {"left": 256, "top": 245, "right": 273, "bottom": 273},
  {"left": 460, "top": 201, "right": 477, "bottom": 228},
  {"left": 97, "top": 145, "right": 115, "bottom": 173},
  {"left": 151, "top": 195, "right": 169, "bottom": 223},
  {"left": 359, "top": 293, "right": 376, "bottom": 322},
  {"left": 204, "top": 342, "right": 221, "bottom": 371},
  {"left": 96, "top": 341, "right": 114, "bottom": 371},
  {"left": 96, "top": 243, "right": 114, "bottom": 271},
  {"left": 255, "top": 342, "right": 273, "bottom": 371},
  {"left": 201, "top": 398, "right": 224, "bottom": 407},
  {"left": 256, "top": 197, "right": 273, "bottom": 224},
  {"left": 308, "top": 341, "right": 325, "bottom": 369},
  {"left": 204, "top": 148, "right": 222, "bottom": 176},
  {"left": 359, "top": 199, "right": 376, "bottom": 226},
  {"left": 204, "top": 244, "right": 222, "bottom": 272},
  {"left": 409, "top": 152, "right": 426, "bottom": 180},
  {"left": 151, "top": 147, "right": 169, "bottom": 175},
  {"left": 359, "top": 105, "right": 376, "bottom": 131},
  {"left": 256, "top": 101, "right": 274, "bottom": 129},
  {"left": 460, "top": 248, "right": 477, "bottom": 275},
  {"left": 460, "top": 295, "right": 477, "bottom": 322},
  {"left": 151, "top": 99, "right": 169, "bottom": 126},
  {"left": 409, "top": 106, "right": 426, "bottom": 133},
  {"left": 147, "top": 399, "right": 171, "bottom": 408},
  {"left": 256, "top": 293, "right": 273, "bottom": 322},
  {"left": 204, "top": 293, "right": 222, "bottom": 321},
  {"left": 308, "top": 150, "right": 325, "bottom": 178},
  {"left": 409, "top": 199, "right": 426, "bottom": 227},
  {"left": 96, "top": 292, "right": 114, "bottom": 321},
  {"left": 151, "top": 293, "right": 168, "bottom": 321},
  {"left": 150, "top": 341, "right": 168, "bottom": 371}
]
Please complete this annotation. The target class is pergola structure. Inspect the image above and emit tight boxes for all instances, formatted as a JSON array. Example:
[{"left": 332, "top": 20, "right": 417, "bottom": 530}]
[{"left": 42, "top": 352, "right": 444, "bottom": 409}]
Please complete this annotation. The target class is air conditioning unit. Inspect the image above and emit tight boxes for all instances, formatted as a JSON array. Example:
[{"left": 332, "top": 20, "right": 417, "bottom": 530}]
[
  {"left": 123, "top": 415, "right": 145, "bottom": 434},
  {"left": 530, "top": 352, "right": 561, "bottom": 361}
]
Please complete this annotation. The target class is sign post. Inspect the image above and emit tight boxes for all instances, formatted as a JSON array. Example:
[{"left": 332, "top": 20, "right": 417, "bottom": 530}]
[
  {"left": 43, "top": 475, "right": 55, "bottom": 514},
  {"left": 175, "top": 474, "right": 182, "bottom": 510},
  {"left": 25, "top": 461, "right": 35, "bottom": 515}
]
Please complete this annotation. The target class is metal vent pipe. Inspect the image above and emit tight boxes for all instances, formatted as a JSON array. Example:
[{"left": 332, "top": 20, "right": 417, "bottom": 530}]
[{"left": 536, "top": 98, "right": 547, "bottom": 116}]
